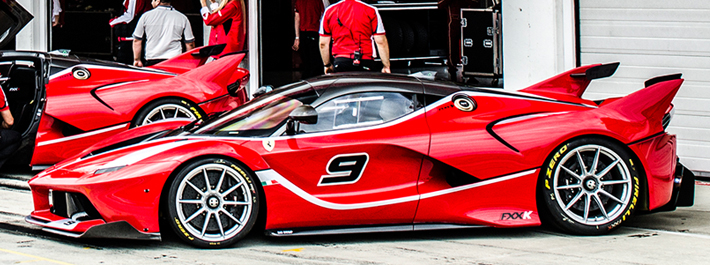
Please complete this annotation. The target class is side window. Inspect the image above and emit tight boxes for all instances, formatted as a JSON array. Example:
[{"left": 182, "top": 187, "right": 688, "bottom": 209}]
[{"left": 300, "top": 92, "right": 418, "bottom": 133}]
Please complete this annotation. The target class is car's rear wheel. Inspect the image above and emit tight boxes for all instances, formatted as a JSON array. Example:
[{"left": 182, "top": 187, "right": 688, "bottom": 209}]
[
  {"left": 132, "top": 98, "right": 204, "bottom": 127},
  {"left": 539, "top": 138, "right": 641, "bottom": 235},
  {"left": 167, "top": 158, "right": 260, "bottom": 248}
]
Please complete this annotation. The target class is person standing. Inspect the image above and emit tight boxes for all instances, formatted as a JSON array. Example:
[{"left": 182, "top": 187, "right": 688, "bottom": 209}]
[
  {"left": 292, "top": 0, "right": 328, "bottom": 79},
  {"left": 110, "top": 0, "right": 153, "bottom": 64},
  {"left": 132, "top": 0, "right": 195, "bottom": 67},
  {"left": 318, "top": 0, "right": 391, "bottom": 74},
  {"left": 199, "top": 0, "right": 246, "bottom": 57}
]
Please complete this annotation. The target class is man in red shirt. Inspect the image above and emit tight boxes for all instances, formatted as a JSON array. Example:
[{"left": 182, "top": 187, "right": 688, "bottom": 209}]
[
  {"left": 319, "top": 0, "right": 391, "bottom": 74},
  {"left": 0, "top": 79, "right": 19, "bottom": 167},
  {"left": 292, "top": 0, "right": 328, "bottom": 79}
]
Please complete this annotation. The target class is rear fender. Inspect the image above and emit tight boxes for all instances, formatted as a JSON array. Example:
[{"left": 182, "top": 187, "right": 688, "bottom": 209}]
[
  {"left": 600, "top": 78, "right": 683, "bottom": 139},
  {"left": 149, "top": 44, "right": 227, "bottom": 74}
]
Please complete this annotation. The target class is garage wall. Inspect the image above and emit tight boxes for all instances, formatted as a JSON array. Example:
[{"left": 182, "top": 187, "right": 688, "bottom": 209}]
[
  {"left": 579, "top": 0, "right": 710, "bottom": 173},
  {"left": 502, "top": 0, "right": 576, "bottom": 90}
]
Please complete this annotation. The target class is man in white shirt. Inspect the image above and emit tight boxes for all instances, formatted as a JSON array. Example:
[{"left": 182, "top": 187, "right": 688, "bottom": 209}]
[{"left": 132, "top": 0, "right": 195, "bottom": 67}]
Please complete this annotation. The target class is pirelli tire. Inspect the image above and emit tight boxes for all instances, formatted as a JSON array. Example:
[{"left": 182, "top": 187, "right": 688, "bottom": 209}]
[
  {"left": 539, "top": 137, "right": 642, "bottom": 235},
  {"left": 166, "top": 158, "right": 261, "bottom": 248},
  {"left": 131, "top": 98, "right": 205, "bottom": 127}
]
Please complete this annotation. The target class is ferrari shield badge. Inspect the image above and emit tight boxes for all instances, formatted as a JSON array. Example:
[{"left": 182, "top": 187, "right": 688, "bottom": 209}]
[{"left": 262, "top": 139, "right": 275, "bottom": 152}]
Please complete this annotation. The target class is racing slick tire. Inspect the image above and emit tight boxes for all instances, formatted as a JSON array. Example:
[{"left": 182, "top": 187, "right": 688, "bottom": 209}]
[
  {"left": 167, "top": 158, "right": 261, "bottom": 248},
  {"left": 131, "top": 98, "right": 205, "bottom": 127},
  {"left": 539, "top": 138, "right": 642, "bottom": 235}
]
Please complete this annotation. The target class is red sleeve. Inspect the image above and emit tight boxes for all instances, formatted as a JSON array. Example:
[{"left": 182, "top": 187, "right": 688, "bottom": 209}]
[
  {"left": 0, "top": 89, "right": 8, "bottom": 111},
  {"left": 203, "top": 2, "right": 239, "bottom": 26}
]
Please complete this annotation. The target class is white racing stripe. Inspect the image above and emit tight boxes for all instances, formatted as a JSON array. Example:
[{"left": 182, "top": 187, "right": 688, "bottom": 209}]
[
  {"left": 256, "top": 169, "right": 536, "bottom": 210},
  {"left": 49, "top": 64, "right": 175, "bottom": 81},
  {"left": 37, "top": 124, "right": 128, "bottom": 146}
]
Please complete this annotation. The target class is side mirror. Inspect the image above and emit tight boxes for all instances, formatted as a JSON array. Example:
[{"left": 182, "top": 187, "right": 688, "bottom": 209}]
[
  {"left": 289, "top": 105, "right": 318, "bottom": 124},
  {"left": 252, "top": 85, "right": 273, "bottom": 98}
]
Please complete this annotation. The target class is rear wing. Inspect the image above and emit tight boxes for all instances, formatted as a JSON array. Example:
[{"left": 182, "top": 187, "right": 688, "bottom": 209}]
[{"left": 520, "top": 62, "right": 620, "bottom": 99}]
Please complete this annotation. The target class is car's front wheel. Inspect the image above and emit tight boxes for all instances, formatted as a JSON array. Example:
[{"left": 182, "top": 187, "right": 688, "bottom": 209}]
[
  {"left": 167, "top": 158, "right": 260, "bottom": 248},
  {"left": 539, "top": 138, "right": 642, "bottom": 235},
  {"left": 132, "top": 98, "right": 204, "bottom": 127}
]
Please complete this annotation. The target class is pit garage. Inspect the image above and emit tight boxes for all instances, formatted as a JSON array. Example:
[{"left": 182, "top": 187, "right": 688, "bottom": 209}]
[{"left": 259, "top": 0, "right": 502, "bottom": 87}]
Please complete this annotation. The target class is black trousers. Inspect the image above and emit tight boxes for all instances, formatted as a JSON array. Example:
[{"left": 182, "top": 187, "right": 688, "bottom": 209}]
[
  {"left": 299, "top": 31, "right": 323, "bottom": 79},
  {"left": 145, "top": 59, "right": 166, "bottom": 67},
  {"left": 334, "top": 57, "right": 380, "bottom": 73},
  {"left": 0, "top": 129, "right": 20, "bottom": 161}
]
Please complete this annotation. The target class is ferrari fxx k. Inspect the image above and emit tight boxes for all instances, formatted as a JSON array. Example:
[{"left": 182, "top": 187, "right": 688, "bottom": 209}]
[{"left": 27, "top": 63, "right": 694, "bottom": 248}]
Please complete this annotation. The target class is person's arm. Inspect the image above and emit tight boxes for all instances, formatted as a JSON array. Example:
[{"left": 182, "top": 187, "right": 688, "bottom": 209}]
[
  {"left": 319, "top": 35, "right": 334, "bottom": 74},
  {"left": 109, "top": 0, "right": 137, "bottom": 27},
  {"left": 133, "top": 39, "right": 143, "bottom": 67},
  {"left": 1, "top": 109, "right": 13, "bottom": 129},
  {"left": 52, "top": 0, "right": 62, "bottom": 27},
  {"left": 292, "top": 11, "right": 300, "bottom": 51},
  {"left": 201, "top": 1, "right": 237, "bottom": 26},
  {"left": 183, "top": 17, "right": 196, "bottom": 52},
  {"left": 374, "top": 35, "right": 391, "bottom": 73}
]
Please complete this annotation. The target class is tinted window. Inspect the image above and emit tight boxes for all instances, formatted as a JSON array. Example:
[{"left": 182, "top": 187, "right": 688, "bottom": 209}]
[{"left": 300, "top": 92, "right": 418, "bottom": 133}]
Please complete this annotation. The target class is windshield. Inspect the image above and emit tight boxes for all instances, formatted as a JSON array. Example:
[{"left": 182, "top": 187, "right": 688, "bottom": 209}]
[{"left": 193, "top": 81, "right": 320, "bottom": 137}]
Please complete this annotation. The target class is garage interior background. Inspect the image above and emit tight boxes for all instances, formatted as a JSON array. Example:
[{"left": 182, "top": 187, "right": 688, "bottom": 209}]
[{"left": 12, "top": 0, "right": 710, "bottom": 176}]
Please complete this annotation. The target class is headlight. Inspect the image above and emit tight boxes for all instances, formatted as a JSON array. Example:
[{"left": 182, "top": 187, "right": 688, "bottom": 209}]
[{"left": 94, "top": 165, "right": 126, "bottom": 175}]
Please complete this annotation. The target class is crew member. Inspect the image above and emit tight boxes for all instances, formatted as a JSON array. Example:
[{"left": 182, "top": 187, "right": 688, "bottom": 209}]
[
  {"left": 319, "top": 0, "right": 391, "bottom": 74},
  {"left": 132, "top": 0, "right": 195, "bottom": 67},
  {"left": 199, "top": 0, "right": 246, "bottom": 57},
  {"left": 0, "top": 77, "right": 19, "bottom": 166},
  {"left": 293, "top": 0, "right": 328, "bottom": 79},
  {"left": 110, "top": 0, "right": 153, "bottom": 64}
]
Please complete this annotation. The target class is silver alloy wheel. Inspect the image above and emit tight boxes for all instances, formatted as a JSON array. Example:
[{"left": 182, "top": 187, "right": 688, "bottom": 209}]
[
  {"left": 553, "top": 144, "right": 632, "bottom": 226},
  {"left": 140, "top": 104, "right": 196, "bottom": 125},
  {"left": 175, "top": 164, "right": 253, "bottom": 242}
]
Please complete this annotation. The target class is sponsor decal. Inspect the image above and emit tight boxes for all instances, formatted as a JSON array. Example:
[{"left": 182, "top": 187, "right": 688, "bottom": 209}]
[
  {"left": 319, "top": 153, "right": 369, "bottom": 186},
  {"left": 545, "top": 144, "right": 569, "bottom": 190},
  {"left": 262, "top": 139, "right": 275, "bottom": 152},
  {"left": 174, "top": 218, "right": 194, "bottom": 240},
  {"left": 437, "top": 104, "right": 455, "bottom": 111},
  {"left": 501, "top": 211, "right": 533, "bottom": 220}
]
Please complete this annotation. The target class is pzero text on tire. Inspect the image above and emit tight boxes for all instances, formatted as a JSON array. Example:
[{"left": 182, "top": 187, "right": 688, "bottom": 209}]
[
  {"left": 539, "top": 137, "right": 641, "bottom": 235},
  {"left": 167, "top": 158, "right": 260, "bottom": 248},
  {"left": 132, "top": 98, "right": 205, "bottom": 127}
]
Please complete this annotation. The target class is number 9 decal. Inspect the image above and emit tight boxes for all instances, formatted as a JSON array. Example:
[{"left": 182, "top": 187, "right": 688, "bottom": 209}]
[{"left": 319, "top": 153, "right": 369, "bottom": 186}]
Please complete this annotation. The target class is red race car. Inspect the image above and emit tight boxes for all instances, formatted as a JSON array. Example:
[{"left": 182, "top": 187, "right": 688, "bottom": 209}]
[
  {"left": 27, "top": 63, "right": 694, "bottom": 248},
  {"left": 0, "top": 0, "right": 249, "bottom": 169}
]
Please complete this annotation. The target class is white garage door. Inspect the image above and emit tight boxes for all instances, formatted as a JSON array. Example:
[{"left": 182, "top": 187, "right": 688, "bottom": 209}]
[{"left": 579, "top": 0, "right": 710, "bottom": 173}]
